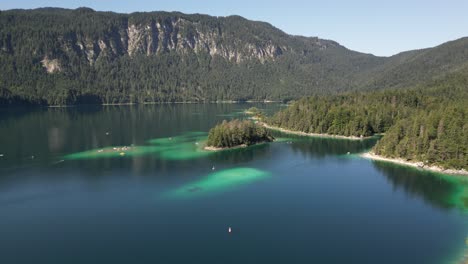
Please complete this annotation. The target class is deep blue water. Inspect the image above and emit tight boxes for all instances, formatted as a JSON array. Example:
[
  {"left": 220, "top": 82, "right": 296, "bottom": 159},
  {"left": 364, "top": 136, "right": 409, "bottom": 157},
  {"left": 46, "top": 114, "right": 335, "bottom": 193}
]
[{"left": 0, "top": 104, "right": 467, "bottom": 264}]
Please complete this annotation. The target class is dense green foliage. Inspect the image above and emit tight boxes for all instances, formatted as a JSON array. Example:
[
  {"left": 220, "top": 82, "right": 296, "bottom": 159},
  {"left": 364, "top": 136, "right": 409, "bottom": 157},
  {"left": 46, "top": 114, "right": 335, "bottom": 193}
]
[
  {"left": 269, "top": 69, "right": 468, "bottom": 169},
  {"left": 358, "top": 38, "right": 468, "bottom": 91},
  {"left": 374, "top": 105, "right": 467, "bottom": 169},
  {"left": 269, "top": 91, "right": 416, "bottom": 137},
  {"left": 206, "top": 119, "right": 274, "bottom": 148},
  {"left": 1, "top": 8, "right": 466, "bottom": 169},
  {"left": 0, "top": 8, "right": 382, "bottom": 105},
  {"left": 1, "top": 8, "right": 468, "bottom": 106}
]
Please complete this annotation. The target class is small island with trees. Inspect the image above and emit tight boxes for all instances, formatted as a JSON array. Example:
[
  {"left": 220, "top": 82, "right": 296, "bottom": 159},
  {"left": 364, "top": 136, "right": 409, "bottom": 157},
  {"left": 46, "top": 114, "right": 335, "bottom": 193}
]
[
  {"left": 205, "top": 119, "right": 275, "bottom": 150},
  {"left": 244, "top": 107, "right": 266, "bottom": 121}
]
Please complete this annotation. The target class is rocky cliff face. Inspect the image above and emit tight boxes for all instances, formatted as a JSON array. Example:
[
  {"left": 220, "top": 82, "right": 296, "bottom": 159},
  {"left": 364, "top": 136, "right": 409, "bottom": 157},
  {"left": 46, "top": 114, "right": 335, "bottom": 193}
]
[
  {"left": 43, "top": 15, "right": 296, "bottom": 69},
  {"left": 0, "top": 8, "right": 348, "bottom": 75},
  {"left": 123, "top": 18, "right": 286, "bottom": 62},
  {"left": 41, "top": 57, "right": 61, "bottom": 73},
  {"left": 0, "top": 8, "right": 387, "bottom": 105}
]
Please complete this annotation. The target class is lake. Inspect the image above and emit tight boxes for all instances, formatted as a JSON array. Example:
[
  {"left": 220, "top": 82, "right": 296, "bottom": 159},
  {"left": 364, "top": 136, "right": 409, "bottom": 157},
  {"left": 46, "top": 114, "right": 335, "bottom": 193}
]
[{"left": 0, "top": 104, "right": 467, "bottom": 264}]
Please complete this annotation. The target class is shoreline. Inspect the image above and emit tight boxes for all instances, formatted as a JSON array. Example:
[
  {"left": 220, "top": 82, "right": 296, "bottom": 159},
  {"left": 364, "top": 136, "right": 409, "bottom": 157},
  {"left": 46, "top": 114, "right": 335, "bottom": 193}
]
[
  {"left": 203, "top": 144, "right": 248, "bottom": 151},
  {"left": 261, "top": 123, "right": 372, "bottom": 140},
  {"left": 43, "top": 101, "right": 281, "bottom": 107},
  {"left": 203, "top": 139, "right": 274, "bottom": 151},
  {"left": 361, "top": 152, "right": 468, "bottom": 176}
]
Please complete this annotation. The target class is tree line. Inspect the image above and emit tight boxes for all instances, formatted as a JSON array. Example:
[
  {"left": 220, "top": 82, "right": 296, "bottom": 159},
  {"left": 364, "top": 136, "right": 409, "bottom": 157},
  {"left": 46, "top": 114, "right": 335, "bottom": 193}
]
[
  {"left": 268, "top": 69, "right": 468, "bottom": 170},
  {"left": 207, "top": 119, "right": 274, "bottom": 148},
  {"left": 0, "top": 8, "right": 391, "bottom": 106}
]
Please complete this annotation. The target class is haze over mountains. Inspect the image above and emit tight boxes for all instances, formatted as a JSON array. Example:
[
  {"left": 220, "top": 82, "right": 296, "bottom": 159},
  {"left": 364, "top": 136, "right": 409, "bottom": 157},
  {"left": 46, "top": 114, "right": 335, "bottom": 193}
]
[{"left": 0, "top": 7, "right": 467, "bottom": 105}]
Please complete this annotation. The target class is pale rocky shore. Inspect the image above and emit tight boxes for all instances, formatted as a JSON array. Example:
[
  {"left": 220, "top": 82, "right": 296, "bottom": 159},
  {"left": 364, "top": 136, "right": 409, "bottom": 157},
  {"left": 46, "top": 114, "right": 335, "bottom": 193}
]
[
  {"left": 261, "top": 123, "right": 371, "bottom": 140},
  {"left": 203, "top": 144, "right": 248, "bottom": 151},
  {"left": 361, "top": 152, "right": 468, "bottom": 176}
]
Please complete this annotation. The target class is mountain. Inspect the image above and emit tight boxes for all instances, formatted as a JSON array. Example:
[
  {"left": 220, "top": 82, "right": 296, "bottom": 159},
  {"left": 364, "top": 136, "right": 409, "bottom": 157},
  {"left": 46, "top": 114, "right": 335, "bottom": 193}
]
[
  {"left": 0, "top": 8, "right": 467, "bottom": 105},
  {"left": 357, "top": 37, "right": 468, "bottom": 90}
]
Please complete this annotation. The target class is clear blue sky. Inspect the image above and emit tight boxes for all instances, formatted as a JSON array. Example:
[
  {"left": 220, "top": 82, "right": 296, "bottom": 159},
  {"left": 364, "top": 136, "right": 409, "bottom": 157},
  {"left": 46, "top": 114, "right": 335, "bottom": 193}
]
[{"left": 1, "top": 0, "right": 467, "bottom": 56}]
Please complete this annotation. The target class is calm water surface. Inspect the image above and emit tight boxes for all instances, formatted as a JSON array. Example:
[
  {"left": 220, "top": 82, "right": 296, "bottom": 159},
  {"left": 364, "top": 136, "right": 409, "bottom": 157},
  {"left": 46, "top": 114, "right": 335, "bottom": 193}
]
[{"left": 0, "top": 104, "right": 467, "bottom": 264}]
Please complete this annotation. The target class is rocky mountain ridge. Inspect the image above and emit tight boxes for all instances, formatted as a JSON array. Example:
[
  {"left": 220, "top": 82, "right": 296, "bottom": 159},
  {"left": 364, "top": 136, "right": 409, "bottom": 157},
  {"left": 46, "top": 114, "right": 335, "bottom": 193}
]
[
  {"left": 1, "top": 7, "right": 342, "bottom": 70},
  {"left": 0, "top": 8, "right": 467, "bottom": 105}
]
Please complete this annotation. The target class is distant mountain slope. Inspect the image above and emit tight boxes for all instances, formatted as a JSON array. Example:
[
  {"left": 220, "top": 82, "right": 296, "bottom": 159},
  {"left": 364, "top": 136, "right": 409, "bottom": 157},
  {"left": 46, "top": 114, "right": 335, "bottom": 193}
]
[
  {"left": 0, "top": 8, "right": 467, "bottom": 105},
  {"left": 358, "top": 37, "right": 468, "bottom": 90}
]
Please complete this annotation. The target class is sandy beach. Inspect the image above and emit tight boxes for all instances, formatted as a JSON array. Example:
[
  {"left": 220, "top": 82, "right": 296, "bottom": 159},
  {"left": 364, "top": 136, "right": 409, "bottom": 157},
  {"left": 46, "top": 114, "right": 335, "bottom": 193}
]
[
  {"left": 203, "top": 144, "right": 248, "bottom": 151},
  {"left": 261, "top": 123, "right": 371, "bottom": 140},
  {"left": 361, "top": 152, "right": 468, "bottom": 176}
]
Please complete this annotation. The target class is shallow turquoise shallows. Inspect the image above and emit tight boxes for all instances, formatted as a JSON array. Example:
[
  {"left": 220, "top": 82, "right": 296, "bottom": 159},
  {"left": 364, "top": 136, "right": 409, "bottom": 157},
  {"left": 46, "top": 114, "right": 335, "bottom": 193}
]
[{"left": 0, "top": 103, "right": 467, "bottom": 264}]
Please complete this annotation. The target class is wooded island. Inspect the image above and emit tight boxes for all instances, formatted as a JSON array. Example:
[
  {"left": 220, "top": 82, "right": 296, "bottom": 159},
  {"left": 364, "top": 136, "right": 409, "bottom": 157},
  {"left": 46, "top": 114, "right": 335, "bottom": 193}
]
[{"left": 206, "top": 119, "right": 274, "bottom": 150}]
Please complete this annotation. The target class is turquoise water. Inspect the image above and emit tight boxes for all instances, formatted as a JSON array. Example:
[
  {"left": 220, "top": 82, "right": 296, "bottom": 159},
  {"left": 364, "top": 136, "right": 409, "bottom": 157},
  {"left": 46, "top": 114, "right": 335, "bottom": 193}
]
[{"left": 0, "top": 104, "right": 467, "bottom": 264}]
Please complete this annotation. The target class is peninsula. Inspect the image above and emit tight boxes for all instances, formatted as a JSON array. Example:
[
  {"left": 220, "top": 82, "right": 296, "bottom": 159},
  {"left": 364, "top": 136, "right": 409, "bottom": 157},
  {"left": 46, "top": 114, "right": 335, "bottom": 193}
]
[{"left": 265, "top": 69, "right": 467, "bottom": 175}]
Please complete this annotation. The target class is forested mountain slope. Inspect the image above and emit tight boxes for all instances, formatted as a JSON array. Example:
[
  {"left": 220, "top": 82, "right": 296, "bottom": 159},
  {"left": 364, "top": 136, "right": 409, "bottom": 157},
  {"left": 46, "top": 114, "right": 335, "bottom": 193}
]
[
  {"left": 0, "top": 7, "right": 382, "bottom": 105},
  {"left": 358, "top": 37, "right": 468, "bottom": 90},
  {"left": 0, "top": 8, "right": 467, "bottom": 105}
]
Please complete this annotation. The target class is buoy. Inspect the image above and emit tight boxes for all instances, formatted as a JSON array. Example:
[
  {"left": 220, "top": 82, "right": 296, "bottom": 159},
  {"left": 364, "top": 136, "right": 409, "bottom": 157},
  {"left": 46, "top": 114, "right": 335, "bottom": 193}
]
[
  {"left": 228, "top": 227, "right": 232, "bottom": 233},
  {"left": 347, "top": 152, "right": 350, "bottom": 155},
  {"left": 31, "top": 155, "right": 35, "bottom": 159},
  {"left": 53, "top": 160, "right": 65, "bottom": 165},
  {"left": 212, "top": 166, "right": 215, "bottom": 170},
  {"left": 106, "top": 132, "right": 110, "bottom": 135}
]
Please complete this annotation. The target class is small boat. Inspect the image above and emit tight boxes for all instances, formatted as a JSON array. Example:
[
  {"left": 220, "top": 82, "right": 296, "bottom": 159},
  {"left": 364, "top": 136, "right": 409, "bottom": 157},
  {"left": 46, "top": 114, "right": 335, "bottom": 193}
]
[
  {"left": 212, "top": 166, "right": 215, "bottom": 170},
  {"left": 228, "top": 227, "right": 232, "bottom": 233}
]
